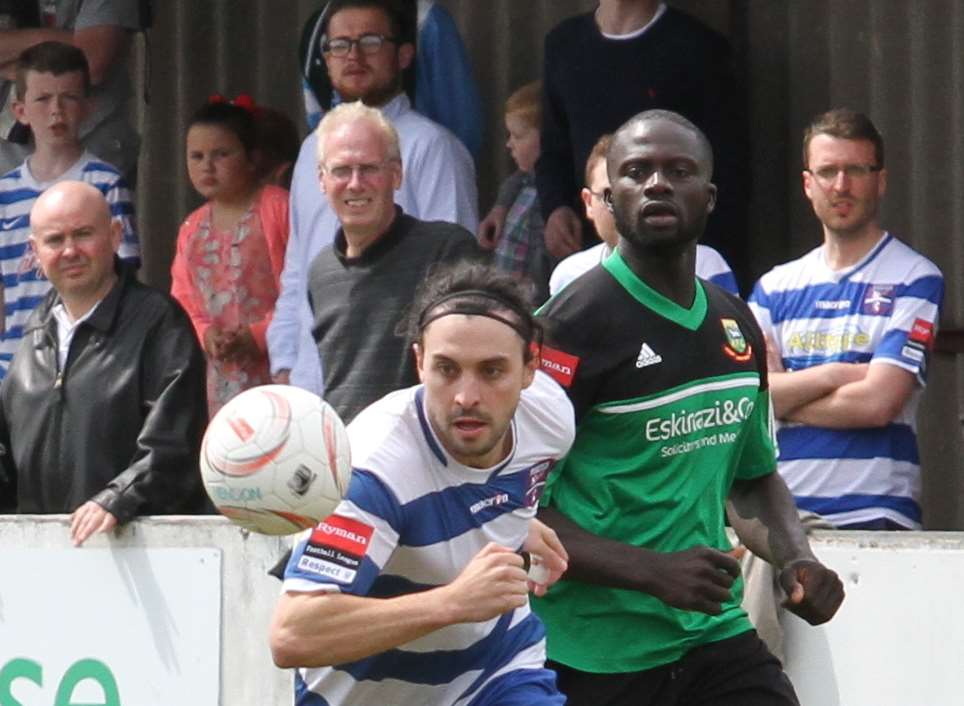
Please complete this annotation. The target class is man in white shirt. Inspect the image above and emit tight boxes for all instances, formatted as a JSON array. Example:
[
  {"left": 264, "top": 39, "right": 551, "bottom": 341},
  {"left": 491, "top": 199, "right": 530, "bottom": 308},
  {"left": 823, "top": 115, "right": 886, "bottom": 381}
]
[{"left": 269, "top": 0, "right": 477, "bottom": 393}]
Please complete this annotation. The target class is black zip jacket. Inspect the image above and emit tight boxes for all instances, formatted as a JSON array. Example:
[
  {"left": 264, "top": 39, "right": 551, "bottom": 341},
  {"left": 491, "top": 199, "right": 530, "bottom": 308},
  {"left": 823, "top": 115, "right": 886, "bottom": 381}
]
[{"left": 0, "top": 260, "right": 210, "bottom": 521}]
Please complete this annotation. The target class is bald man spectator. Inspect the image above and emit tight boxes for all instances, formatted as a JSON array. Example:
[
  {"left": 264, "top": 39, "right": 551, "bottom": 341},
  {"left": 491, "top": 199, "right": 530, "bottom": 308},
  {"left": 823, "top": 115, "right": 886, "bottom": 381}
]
[
  {"left": 0, "top": 0, "right": 143, "bottom": 180},
  {"left": 0, "top": 182, "right": 208, "bottom": 545}
]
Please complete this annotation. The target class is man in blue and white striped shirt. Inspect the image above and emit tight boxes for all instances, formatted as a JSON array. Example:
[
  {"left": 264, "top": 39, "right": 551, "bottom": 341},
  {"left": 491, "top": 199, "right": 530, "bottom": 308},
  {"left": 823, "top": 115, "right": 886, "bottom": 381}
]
[
  {"left": 0, "top": 41, "right": 137, "bottom": 378},
  {"left": 748, "top": 109, "right": 943, "bottom": 530},
  {"left": 271, "top": 264, "right": 574, "bottom": 706}
]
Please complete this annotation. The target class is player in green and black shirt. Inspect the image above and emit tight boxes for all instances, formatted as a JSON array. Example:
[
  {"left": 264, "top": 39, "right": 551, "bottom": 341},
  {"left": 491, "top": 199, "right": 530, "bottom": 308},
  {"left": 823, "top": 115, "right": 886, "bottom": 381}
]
[{"left": 533, "top": 110, "right": 844, "bottom": 706}]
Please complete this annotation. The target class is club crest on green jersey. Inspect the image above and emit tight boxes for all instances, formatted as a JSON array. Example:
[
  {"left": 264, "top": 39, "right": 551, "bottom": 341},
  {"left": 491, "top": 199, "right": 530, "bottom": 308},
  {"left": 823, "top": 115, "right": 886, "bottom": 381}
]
[
  {"left": 721, "top": 319, "right": 746, "bottom": 353},
  {"left": 721, "top": 318, "right": 752, "bottom": 362}
]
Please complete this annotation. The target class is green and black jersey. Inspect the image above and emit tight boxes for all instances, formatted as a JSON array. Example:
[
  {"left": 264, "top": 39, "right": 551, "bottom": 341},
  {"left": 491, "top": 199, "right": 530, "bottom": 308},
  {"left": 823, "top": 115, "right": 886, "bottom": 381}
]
[{"left": 532, "top": 251, "right": 777, "bottom": 674}]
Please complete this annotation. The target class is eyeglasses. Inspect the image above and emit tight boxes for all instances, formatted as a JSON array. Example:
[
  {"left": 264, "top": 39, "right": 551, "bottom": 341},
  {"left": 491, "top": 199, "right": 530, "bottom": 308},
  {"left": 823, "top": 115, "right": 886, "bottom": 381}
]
[
  {"left": 321, "top": 33, "right": 397, "bottom": 57},
  {"left": 806, "top": 164, "right": 881, "bottom": 184},
  {"left": 322, "top": 160, "right": 394, "bottom": 182}
]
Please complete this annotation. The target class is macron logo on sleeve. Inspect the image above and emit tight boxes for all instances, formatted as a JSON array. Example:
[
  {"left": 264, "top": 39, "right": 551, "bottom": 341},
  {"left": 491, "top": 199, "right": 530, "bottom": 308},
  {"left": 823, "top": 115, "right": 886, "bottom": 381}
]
[{"left": 540, "top": 345, "right": 580, "bottom": 388}]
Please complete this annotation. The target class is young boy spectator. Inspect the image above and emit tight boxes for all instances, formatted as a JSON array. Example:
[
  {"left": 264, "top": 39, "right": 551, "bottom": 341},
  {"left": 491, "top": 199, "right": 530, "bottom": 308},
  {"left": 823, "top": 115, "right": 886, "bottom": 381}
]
[
  {"left": 0, "top": 41, "right": 137, "bottom": 378},
  {"left": 478, "top": 81, "right": 551, "bottom": 300}
]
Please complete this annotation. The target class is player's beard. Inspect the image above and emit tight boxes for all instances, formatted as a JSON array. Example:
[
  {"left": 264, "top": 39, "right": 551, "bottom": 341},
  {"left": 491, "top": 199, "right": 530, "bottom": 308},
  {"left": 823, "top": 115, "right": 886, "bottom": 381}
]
[{"left": 436, "top": 407, "right": 512, "bottom": 468}]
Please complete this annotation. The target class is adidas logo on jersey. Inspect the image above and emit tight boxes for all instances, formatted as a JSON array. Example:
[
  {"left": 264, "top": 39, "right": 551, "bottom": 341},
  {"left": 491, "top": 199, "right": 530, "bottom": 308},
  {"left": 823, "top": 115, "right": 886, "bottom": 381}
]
[{"left": 636, "top": 342, "right": 662, "bottom": 368}]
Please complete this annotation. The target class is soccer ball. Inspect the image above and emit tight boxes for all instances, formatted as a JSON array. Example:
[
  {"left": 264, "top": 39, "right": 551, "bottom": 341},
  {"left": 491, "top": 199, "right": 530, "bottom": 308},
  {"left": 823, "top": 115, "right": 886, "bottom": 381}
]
[{"left": 200, "top": 385, "right": 352, "bottom": 535}]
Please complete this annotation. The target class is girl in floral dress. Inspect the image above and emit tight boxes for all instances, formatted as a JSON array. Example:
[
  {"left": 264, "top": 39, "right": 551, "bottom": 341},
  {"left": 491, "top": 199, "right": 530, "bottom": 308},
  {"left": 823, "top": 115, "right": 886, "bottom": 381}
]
[{"left": 171, "top": 98, "right": 289, "bottom": 417}]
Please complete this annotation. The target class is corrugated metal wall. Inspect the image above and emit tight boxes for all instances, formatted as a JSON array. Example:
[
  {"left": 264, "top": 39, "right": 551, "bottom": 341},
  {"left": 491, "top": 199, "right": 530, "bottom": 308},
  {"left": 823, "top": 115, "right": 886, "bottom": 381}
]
[{"left": 137, "top": 0, "right": 964, "bottom": 527}]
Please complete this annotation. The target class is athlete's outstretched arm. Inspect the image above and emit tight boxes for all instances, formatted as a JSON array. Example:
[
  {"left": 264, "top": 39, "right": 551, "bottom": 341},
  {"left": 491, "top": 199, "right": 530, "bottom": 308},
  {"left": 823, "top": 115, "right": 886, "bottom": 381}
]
[
  {"left": 727, "top": 472, "right": 844, "bottom": 625},
  {"left": 270, "top": 543, "right": 528, "bottom": 668},
  {"left": 537, "top": 507, "right": 741, "bottom": 616}
]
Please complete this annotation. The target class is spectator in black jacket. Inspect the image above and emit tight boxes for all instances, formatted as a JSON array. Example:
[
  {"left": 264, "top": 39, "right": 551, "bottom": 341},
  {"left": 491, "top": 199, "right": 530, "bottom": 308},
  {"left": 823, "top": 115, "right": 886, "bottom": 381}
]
[{"left": 0, "top": 181, "right": 209, "bottom": 544}]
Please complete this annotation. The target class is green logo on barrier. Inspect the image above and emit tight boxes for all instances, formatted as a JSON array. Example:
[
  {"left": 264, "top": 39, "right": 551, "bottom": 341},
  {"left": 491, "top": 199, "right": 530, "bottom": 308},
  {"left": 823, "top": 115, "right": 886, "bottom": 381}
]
[{"left": 0, "top": 658, "right": 120, "bottom": 706}]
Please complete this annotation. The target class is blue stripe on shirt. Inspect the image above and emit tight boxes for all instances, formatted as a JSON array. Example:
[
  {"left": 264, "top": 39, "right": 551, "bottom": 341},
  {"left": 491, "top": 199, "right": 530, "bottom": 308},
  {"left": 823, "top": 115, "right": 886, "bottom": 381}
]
[
  {"left": 875, "top": 328, "right": 915, "bottom": 360},
  {"left": 295, "top": 673, "right": 331, "bottom": 706},
  {"left": 399, "top": 470, "right": 530, "bottom": 547},
  {"left": 760, "top": 276, "right": 943, "bottom": 327},
  {"left": 81, "top": 160, "right": 121, "bottom": 176},
  {"left": 337, "top": 611, "right": 544, "bottom": 686},
  {"left": 708, "top": 270, "right": 739, "bottom": 296},
  {"left": 777, "top": 424, "right": 918, "bottom": 464},
  {"left": 3, "top": 270, "right": 43, "bottom": 290},
  {"left": 0, "top": 214, "right": 29, "bottom": 232},
  {"left": 795, "top": 493, "right": 921, "bottom": 523},
  {"left": 347, "top": 469, "right": 405, "bottom": 536},
  {"left": 2, "top": 324, "right": 28, "bottom": 340},
  {"left": 4, "top": 294, "right": 45, "bottom": 317},
  {"left": 899, "top": 275, "right": 945, "bottom": 305},
  {"left": 110, "top": 201, "right": 135, "bottom": 217},
  {"left": 761, "top": 280, "right": 871, "bottom": 324},
  {"left": 0, "top": 187, "right": 39, "bottom": 206},
  {"left": 783, "top": 350, "right": 873, "bottom": 370},
  {"left": 0, "top": 240, "right": 30, "bottom": 260}
]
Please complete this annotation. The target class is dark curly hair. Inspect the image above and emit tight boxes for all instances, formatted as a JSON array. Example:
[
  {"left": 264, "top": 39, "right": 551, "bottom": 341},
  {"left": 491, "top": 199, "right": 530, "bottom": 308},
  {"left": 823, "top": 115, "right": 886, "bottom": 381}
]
[{"left": 398, "top": 262, "right": 542, "bottom": 363}]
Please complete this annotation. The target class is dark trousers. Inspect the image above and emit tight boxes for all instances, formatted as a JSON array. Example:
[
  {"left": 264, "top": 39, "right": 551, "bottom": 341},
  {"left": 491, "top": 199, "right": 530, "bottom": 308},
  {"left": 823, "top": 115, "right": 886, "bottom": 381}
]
[{"left": 550, "top": 630, "right": 799, "bottom": 706}]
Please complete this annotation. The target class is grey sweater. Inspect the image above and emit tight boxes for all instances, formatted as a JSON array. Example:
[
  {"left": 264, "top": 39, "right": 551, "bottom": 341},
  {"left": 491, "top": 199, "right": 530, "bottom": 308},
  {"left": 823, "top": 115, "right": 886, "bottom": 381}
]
[{"left": 307, "top": 208, "right": 480, "bottom": 423}]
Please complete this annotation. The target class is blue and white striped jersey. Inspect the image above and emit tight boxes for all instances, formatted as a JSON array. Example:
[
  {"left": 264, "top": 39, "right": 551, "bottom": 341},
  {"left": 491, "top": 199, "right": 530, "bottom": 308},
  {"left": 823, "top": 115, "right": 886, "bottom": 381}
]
[
  {"left": 283, "top": 370, "right": 575, "bottom": 705},
  {"left": 748, "top": 233, "right": 944, "bottom": 528},
  {"left": 0, "top": 152, "right": 138, "bottom": 377}
]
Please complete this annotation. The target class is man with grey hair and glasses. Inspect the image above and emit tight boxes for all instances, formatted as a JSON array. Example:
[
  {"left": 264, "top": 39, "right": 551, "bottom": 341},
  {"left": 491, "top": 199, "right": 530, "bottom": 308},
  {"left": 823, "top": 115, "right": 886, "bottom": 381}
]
[
  {"left": 268, "top": 0, "right": 477, "bottom": 395},
  {"left": 304, "top": 100, "right": 479, "bottom": 423}
]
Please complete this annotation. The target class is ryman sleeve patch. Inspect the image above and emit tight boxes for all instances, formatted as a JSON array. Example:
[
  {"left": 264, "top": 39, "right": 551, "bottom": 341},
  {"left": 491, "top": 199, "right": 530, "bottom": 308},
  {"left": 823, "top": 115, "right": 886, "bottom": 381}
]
[
  {"left": 297, "top": 515, "right": 374, "bottom": 585},
  {"left": 908, "top": 318, "right": 935, "bottom": 349},
  {"left": 540, "top": 345, "right": 580, "bottom": 388}
]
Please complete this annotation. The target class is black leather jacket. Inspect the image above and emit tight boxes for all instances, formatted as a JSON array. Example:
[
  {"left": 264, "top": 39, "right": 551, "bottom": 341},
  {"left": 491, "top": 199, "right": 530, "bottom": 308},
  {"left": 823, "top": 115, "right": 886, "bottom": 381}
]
[{"left": 0, "top": 261, "right": 210, "bottom": 520}]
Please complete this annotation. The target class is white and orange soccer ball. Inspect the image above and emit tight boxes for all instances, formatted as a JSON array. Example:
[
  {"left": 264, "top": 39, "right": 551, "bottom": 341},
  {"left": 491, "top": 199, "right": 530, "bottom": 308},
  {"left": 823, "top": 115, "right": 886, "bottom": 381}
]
[{"left": 200, "top": 385, "right": 352, "bottom": 535}]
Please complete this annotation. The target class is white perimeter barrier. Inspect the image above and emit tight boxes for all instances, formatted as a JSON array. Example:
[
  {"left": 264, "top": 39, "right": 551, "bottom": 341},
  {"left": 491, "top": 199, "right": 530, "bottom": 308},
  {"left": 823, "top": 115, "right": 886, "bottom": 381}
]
[
  {"left": 0, "top": 516, "right": 290, "bottom": 706},
  {"left": 1, "top": 518, "right": 960, "bottom": 706}
]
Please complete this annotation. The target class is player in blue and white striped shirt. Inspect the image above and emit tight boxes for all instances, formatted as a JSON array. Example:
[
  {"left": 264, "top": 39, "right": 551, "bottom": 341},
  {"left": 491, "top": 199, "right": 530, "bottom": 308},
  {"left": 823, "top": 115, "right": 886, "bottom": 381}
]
[
  {"left": 272, "top": 264, "right": 574, "bottom": 706},
  {"left": 0, "top": 41, "right": 138, "bottom": 379},
  {"left": 749, "top": 109, "right": 944, "bottom": 530}
]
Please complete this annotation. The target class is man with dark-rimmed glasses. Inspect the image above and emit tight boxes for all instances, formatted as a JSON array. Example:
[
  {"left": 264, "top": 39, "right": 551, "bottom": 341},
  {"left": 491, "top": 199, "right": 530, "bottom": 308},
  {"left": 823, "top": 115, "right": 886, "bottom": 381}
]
[
  {"left": 267, "top": 0, "right": 477, "bottom": 396},
  {"left": 749, "top": 108, "right": 944, "bottom": 530}
]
